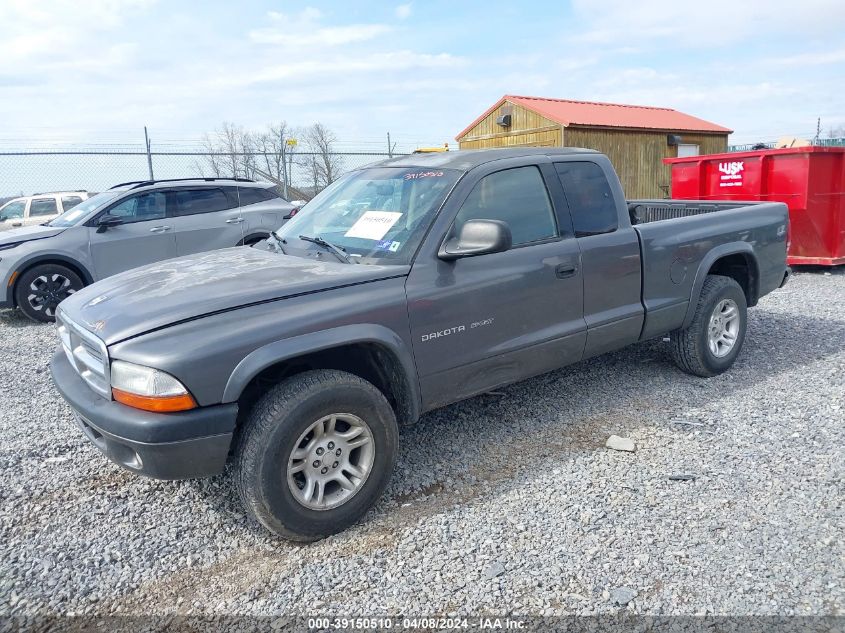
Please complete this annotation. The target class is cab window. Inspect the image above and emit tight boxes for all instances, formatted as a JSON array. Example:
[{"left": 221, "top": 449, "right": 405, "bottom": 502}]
[
  {"left": 61, "top": 196, "right": 84, "bottom": 211},
  {"left": 30, "top": 198, "right": 58, "bottom": 217},
  {"left": 452, "top": 166, "right": 557, "bottom": 246},
  {"left": 555, "top": 162, "right": 618, "bottom": 236}
]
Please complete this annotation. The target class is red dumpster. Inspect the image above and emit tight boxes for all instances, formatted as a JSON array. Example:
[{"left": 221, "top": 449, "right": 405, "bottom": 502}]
[{"left": 665, "top": 146, "right": 845, "bottom": 266}]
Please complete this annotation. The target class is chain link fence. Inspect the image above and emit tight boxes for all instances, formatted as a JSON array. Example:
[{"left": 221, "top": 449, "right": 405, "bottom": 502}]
[
  {"left": 0, "top": 151, "right": 404, "bottom": 201},
  {"left": 729, "top": 138, "right": 845, "bottom": 152}
]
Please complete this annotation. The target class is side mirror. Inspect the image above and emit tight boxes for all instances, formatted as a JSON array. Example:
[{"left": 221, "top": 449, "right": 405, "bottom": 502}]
[
  {"left": 438, "top": 219, "right": 512, "bottom": 261},
  {"left": 96, "top": 214, "right": 123, "bottom": 233}
]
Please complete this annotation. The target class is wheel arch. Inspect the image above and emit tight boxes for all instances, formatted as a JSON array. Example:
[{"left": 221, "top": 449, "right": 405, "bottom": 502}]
[
  {"left": 238, "top": 232, "right": 270, "bottom": 246},
  {"left": 8, "top": 255, "right": 94, "bottom": 307},
  {"left": 223, "top": 325, "right": 421, "bottom": 426},
  {"left": 682, "top": 243, "right": 759, "bottom": 330}
]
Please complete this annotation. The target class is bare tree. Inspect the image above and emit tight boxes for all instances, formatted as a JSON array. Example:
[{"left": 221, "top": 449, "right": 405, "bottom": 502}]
[
  {"left": 254, "top": 122, "right": 289, "bottom": 183},
  {"left": 195, "top": 133, "right": 223, "bottom": 177},
  {"left": 194, "top": 122, "right": 258, "bottom": 179},
  {"left": 304, "top": 123, "right": 343, "bottom": 192},
  {"left": 194, "top": 121, "right": 344, "bottom": 192},
  {"left": 827, "top": 124, "right": 845, "bottom": 138}
]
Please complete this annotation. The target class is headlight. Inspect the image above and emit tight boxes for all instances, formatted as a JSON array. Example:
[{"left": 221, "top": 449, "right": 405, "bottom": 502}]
[{"left": 110, "top": 360, "right": 197, "bottom": 412}]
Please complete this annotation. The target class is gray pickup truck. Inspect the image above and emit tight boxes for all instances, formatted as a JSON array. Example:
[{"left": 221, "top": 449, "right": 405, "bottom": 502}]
[{"left": 49, "top": 148, "right": 789, "bottom": 541}]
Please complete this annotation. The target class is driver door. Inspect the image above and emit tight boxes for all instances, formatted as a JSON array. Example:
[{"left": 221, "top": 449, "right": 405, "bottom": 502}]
[
  {"left": 405, "top": 160, "right": 587, "bottom": 410},
  {"left": 88, "top": 191, "right": 177, "bottom": 279}
]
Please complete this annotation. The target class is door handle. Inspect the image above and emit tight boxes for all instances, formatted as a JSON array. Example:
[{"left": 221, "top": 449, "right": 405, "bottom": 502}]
[
  {"left": 226, "top": 217, "right": 245, "bottom": 224},
  {"left": 149, "top": 225, "right": 171, "bottom": 233},
  {"left": 555, "top": 264, "right": 578, "bottom": 279}
]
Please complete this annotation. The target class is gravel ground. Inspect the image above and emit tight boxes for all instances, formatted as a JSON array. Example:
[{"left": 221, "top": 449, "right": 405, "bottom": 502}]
[{"left": 0, "top": 269, "right": 843, "bottom": 620}]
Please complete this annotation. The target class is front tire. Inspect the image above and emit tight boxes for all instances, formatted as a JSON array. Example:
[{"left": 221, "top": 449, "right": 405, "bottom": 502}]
[
  {"left": 234, "top": 370, "right": 398, "bottom": 541},
  {"left": 14, "top": 264, "right": 84, "bottom": 323},
  {"left": 670, "top": 274, "right": 747, "bottom": 377}
]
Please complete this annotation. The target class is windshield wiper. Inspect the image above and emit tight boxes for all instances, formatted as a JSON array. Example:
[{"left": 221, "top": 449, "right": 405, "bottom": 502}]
[
  {"left": 298, "top": 234, "right": 355, "bottom": 264},
  {"left": 269, "top": 230, "right": 287, "bottom": 254}
]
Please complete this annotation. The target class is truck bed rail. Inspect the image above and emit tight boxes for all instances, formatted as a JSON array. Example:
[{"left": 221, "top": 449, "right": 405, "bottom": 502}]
[{"left": 628, "top": 200, "right": 749, "bottom": 225}]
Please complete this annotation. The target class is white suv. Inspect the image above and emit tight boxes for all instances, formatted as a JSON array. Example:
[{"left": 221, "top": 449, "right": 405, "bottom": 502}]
[{"left": 0, "top": 191, "right": 89, "bottom": 232}]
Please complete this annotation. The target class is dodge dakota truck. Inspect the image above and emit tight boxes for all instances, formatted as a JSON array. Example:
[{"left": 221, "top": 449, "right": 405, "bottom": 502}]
[{"left": 49, "top": 148, "right": 790, "bottom": 540}]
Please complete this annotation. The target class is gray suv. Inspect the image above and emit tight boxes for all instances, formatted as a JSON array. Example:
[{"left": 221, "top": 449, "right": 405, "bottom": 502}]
[{"left": 0, "top": 178, "right": 298, "bottom": 322}]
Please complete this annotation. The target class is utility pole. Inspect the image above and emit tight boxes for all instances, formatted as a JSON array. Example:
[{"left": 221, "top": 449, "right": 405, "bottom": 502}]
[
  {"left": 144, "top": 126, "right": 154, "bottom": 180},
  {"left": 288, "top": 139, "right": 296, "bottom": 198},
  {"left": 280, "top": 128, "right": 288, "bottom": 198},
  {"left": 387, "top": 132, "right": 393, "bottom": 158}
]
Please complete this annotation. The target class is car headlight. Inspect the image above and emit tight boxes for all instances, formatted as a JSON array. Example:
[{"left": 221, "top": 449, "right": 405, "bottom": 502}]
[{"left": 110, "top": 360, "right": 197, "bottom": 412}]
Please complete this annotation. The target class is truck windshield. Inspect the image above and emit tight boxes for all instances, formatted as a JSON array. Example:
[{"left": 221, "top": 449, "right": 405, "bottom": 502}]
[
  {"left": 47, "top": 191, "right": 121, "bottom": 227},
  {"left": 275, "top": 167, "right": 461, "bottom": 264}
]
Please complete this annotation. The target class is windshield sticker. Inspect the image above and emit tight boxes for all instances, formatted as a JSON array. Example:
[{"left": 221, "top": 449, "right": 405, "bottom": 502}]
[
  {"left": 404, "top": 171, "right": 444, "bottom": 180},
  {"left": 344, "top": 211, "right": 402, "bottom": 240},
  {"left": 374, "top": 239, "right": 401, "bottom": 252}
]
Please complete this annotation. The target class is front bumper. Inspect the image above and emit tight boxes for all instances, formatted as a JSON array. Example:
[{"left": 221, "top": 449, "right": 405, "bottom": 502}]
[{"left": 50, "top": 349, "right": 238, "bottom": 480}]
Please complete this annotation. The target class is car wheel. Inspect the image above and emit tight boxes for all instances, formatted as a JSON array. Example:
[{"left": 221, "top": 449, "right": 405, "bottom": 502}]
[
  {"left": 670, "top": 274, "right": 747, "bottom": 377},
  {"left": 14, "top": 264, "right": 84, "bottom": 323},
  {"left": 234, "top": 369, "right": 398, "bottom": 541}
]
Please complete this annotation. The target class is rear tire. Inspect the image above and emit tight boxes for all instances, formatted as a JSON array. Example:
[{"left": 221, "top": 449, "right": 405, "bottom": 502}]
[
  {"left": 670, "top": 274, "right": 747, "bottom": 377},
  {"left": 233, "top": 370, "right": 398, "bottom": 541},
  {"left": 15, "top": 264, "right": 84, "bottom": 323}
]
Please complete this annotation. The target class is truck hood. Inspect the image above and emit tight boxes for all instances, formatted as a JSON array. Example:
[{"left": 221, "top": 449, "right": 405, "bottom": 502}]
[
  {"left": 0, "top": 224, "right": 66, "bottom": 244},
  {"left": 59, "top": 247, "right": 409, "bottom": 345}
]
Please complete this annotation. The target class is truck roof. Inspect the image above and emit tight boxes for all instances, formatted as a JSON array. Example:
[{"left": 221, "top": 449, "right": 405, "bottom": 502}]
[{"left": 372, "top": 147, "right": 600, "bottom": 171}]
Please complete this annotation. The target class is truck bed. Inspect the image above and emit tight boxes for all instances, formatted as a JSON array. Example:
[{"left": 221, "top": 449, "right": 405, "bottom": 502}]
[
  {"left": 628, "top": 199, "right": 750, "bottom": 225},
  {"left": 627, "top": 199, "right": 789, "bottom": 341}
]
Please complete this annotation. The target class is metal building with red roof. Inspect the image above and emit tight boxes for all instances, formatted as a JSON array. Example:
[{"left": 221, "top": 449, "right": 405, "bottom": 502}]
[{"left": 456, "top": 95, "right": 732, "bottom": 198}]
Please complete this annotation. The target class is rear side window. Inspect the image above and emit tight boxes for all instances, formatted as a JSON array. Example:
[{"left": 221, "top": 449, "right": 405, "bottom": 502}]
[
  {"left": 174, "top": 188, "right": 235, "bottom": 216},
  {"left": 555, "top": 162, "right": 618, "bottom": 236},
  {"left": 30, "top": 198, "right": 59, "bottom": 217},
  {"left": 237, "top": 187, "right": 279, "bottom": 206},
  {"left": 453, "top": 166, "right": 557, "bottom": 246},
  {"left": 61, "top": 196, "right": 83, "bottom": 211}
]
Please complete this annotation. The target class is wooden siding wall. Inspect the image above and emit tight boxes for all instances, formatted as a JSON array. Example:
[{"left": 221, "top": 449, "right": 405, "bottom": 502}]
[
  {"left": 457, "top": 101, "right": 727, "bottom": 199},
  {"left": 458, "top": 102, "right": 562, "bottom": 149},
  {"left": 563, "top": 127, "right": 727, "bottom": 199}
]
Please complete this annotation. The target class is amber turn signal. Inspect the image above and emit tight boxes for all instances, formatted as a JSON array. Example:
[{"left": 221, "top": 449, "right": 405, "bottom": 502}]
[{"left": 112, "top": 388, "right": 197, "bottom": 412}]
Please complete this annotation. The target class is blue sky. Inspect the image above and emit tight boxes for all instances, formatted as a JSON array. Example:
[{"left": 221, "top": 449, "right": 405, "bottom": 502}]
[{"left": 1, "top": 0, "right": 844, "bottom": 151}]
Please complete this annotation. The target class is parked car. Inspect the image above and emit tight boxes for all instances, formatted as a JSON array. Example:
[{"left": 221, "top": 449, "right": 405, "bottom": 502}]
[
  {"left": 49, "top": 148, "right": 789, "bottom": 541},
  {"left": 0, "top": 191, "right": 89, "bottom": 232},
  {"left": 0, "top": 178, "right": 297, "bottom": 322}
]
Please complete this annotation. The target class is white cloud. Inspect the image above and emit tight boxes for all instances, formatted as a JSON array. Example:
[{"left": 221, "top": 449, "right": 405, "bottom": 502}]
[
  {"left": 251, "top": 7, "right": 391, "bottom": 47},
  {"left": 569, "top": 0, "right": 845, "bottom": 47},
  {"left": 250, "top": 23, "right": 392, "bottom": 47},
  {"left": 251, "top": 51, "right": 466, "bottom": 82},
  {"left": 396, "top": 3, "right": 412, "bottom": 20},
  {"left": 0, "top": 0, "right": 153, "bottom": 68},
  {"left": 765, "top": 49, "right": 845, "bottom": 67}
]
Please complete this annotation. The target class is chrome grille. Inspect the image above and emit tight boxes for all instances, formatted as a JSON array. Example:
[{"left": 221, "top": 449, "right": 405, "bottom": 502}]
[{"left": 57, "top": 310, "right": 111, "bottom": 399}]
